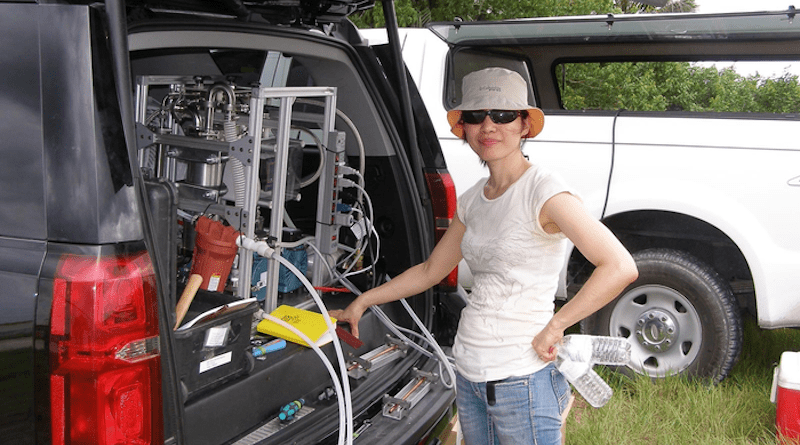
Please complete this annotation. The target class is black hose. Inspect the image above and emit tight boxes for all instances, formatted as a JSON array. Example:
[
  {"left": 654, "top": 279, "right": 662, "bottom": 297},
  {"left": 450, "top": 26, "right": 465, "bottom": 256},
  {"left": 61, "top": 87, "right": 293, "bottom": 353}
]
[
  {"left": 381, "top": 0, "right": 430, "bottom": 208},
  {"left": 380, "top": 0, "right": 436, "bottom": 329}
]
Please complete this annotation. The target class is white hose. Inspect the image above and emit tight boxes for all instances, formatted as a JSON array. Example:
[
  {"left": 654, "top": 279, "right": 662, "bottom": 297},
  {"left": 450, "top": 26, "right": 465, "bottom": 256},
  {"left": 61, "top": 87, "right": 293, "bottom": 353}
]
[
  {"left": 260, "top": 313, "right": 347, "bottom": 445},
  {"left": 399, "top": 298, "right": 456, "bottom": 389},
  {"left": 229, "top": 157, "right": 246, "bottom": 208},
  {"left": 336, "top": 276, "right": 455, "bottom": 390},
  {"left": 223, "top": 119, "right": 239, "bottom": 143},
  {"left": 295, "top": 99, "right": 365, "bottom": 182},
  {"left": 237, "top": 236, "right": 353, "bottom": 445},
  {"left": 292, "top": 126, "right": 325, "bottom": 188}
]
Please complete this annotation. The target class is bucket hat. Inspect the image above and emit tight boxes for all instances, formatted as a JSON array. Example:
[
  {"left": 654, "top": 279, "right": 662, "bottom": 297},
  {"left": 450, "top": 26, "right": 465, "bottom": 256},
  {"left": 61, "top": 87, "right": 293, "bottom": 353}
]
[{"left": 447, "top": 67, "right": 544, "bottom": 139}]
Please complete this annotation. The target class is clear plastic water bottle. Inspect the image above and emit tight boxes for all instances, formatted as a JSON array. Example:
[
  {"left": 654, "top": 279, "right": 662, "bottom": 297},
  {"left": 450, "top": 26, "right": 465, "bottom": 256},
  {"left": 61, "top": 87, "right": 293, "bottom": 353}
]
[
  {"left": 559, "top": 334, "right": 631, "bottom": 366},
  {"left": 555, "top": 356, "right": 613, "bottom": 408},
  {"left": 554, "top": 334, "right": 631, "bottom": 408}
]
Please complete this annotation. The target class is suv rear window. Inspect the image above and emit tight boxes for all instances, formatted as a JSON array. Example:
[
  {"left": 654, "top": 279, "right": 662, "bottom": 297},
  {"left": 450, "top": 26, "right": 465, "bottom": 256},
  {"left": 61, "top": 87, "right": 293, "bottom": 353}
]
[{"left": 556, "top": 59, "right": 800, "bottom": 113}]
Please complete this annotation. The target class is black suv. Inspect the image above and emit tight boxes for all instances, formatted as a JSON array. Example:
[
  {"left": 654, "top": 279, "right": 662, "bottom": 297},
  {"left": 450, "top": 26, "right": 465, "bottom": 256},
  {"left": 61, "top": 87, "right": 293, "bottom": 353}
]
[{"left": 0, "top": 1, "right": 460, "bottom": 444}]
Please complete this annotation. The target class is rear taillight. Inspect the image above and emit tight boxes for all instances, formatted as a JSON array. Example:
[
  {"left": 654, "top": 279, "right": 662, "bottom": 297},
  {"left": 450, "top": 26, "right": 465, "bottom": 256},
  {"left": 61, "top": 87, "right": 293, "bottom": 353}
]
[
  {"left": 50, "top": 251, "right": 163, "bottom": 445},
  {"left": 425, "top": 171, "right": 458, "bottom": 289}
]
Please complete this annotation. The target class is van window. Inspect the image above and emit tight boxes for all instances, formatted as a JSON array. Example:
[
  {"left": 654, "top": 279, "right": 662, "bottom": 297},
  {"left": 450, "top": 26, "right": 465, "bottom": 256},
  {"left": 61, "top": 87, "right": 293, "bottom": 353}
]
[
  {"left": 555, "top": 60, "right": 800, "bottom": 113},
  {"left": 448, "top": 49, "right": 535, "bottom": 110}
]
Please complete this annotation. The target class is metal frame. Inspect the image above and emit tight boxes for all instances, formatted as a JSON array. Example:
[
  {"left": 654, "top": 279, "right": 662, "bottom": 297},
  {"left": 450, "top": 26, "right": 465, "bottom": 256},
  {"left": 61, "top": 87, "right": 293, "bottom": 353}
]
[{"left": 135, "top": 77, "right": 338, "bottom": 312}]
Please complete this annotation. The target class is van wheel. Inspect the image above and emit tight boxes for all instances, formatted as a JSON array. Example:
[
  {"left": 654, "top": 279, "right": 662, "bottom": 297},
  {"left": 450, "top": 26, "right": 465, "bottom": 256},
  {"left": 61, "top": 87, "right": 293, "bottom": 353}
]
[{"left": 581, "top": 248, "right": 742, "bottom": 384}]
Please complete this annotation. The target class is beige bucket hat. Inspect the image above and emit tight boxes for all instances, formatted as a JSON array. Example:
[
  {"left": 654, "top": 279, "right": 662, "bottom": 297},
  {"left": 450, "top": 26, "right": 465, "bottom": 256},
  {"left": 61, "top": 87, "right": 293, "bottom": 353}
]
[{"left": 447, "top": 67, "right": 545, "bottom": 139}]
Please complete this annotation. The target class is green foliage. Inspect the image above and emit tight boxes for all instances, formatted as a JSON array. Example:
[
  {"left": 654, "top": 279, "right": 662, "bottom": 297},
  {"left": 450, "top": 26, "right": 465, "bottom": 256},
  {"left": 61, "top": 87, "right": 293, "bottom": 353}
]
[
  {"left": 559, "top": 62, "right": 670, "bottom": 111},
  {"left": 756, "top": 73, "right": 800, "bottom": 113},
  {"left": 350, "top": 1, "right": 425, "bottom": 28},
  {"left": 618, "top": 0, "right": 697, "bottom": 14},
  {"left": 559, "top": 61, "right": 800, "bottom": 114}
]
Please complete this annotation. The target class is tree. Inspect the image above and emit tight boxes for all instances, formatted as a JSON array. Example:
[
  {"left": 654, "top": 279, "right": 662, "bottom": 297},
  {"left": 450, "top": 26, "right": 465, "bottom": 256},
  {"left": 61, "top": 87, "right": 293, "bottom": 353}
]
[
  {"left": 754, "top": 73, "right": 800, "bottom": 113},
  {"left": 617, "top": 0, "right": 696, "bottom": 13},
  {"left": 560, "top": 61, "right": 800, "bottom": 114}
]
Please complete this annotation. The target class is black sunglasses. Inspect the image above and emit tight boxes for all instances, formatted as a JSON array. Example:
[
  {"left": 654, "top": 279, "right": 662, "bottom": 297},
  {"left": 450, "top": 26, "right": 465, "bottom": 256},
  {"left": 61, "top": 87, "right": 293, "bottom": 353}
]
[{"left": 460, "top": 110, "right": 523, "bottom": 125}]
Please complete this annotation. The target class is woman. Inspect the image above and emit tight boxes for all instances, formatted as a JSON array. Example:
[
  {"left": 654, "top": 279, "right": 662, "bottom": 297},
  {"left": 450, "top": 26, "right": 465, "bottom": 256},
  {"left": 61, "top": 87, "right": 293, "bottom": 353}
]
[{"left": 330, "top": 67, "right": 638, "bottom": 445}]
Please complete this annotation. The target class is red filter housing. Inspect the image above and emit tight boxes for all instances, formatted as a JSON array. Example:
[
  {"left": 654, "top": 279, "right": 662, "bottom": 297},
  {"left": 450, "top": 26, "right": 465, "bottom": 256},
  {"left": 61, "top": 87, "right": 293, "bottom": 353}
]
[{"left": 190, "top": 216, "right": 240, "bottom": 292}]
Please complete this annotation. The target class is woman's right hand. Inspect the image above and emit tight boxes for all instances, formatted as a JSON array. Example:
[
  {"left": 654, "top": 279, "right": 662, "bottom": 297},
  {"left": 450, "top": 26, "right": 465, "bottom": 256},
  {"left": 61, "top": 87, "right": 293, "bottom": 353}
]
[{"left": 328, "top": 300, "right": 367, "bottom": 338}]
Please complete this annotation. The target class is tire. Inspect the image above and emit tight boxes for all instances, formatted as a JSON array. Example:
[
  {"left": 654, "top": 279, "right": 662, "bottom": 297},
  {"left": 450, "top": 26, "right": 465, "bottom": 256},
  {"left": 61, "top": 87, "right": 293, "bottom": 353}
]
[{"left": 581, "top": 248, "right": 742, "bottom": 383}]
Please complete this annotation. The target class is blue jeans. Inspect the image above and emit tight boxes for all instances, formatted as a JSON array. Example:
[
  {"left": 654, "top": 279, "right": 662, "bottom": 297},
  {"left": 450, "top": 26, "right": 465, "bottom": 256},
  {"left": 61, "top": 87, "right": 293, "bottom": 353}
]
[{"left": 456, "top": 364, "right": 571, "bottom": 445}]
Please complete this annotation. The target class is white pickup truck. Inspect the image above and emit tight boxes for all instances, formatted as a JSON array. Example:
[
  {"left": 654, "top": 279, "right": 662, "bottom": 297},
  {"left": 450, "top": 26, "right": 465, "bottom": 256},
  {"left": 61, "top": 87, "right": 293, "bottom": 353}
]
[{"left": 360, "top": 9, "right": 800, "bottom": 383}]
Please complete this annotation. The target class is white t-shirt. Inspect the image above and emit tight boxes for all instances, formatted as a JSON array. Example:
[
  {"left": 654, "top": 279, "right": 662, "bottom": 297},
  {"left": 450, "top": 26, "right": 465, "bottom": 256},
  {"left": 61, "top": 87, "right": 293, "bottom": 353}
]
[{"left": 454, "top": 164, "right": 572, "bottom": 382}]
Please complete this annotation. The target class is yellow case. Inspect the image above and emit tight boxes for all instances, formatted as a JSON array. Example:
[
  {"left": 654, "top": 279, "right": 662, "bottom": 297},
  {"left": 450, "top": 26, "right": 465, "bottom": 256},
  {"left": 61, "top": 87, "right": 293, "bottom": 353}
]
[{"left": 256, "top": 305, "right": 337, "bottom": 347}]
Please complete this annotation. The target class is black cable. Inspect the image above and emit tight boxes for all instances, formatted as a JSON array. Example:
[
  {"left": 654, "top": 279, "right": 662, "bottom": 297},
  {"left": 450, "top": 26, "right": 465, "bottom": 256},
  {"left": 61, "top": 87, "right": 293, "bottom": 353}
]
[{"left": 601, "top": 109, "right": 624, "bottom": 219}]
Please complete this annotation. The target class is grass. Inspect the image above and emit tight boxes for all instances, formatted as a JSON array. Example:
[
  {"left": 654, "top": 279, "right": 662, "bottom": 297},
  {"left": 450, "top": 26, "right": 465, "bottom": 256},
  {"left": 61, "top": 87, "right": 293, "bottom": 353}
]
[{"left": 565, "top": 316, "right": 800, "bottom": 444}]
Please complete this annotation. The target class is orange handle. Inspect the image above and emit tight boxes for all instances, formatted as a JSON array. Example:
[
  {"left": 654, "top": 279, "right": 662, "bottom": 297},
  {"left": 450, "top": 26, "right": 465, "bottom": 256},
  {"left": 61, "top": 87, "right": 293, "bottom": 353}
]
[{"left": 174, "top": 274, "right": 203, "bottom": 330}]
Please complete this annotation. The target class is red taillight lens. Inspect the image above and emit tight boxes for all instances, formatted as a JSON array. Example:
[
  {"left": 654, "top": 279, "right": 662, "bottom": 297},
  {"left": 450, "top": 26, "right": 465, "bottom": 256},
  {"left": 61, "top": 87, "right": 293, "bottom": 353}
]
[
  {"left": 425, "top": 172, "right": 458, "bottom": 288},
  {"left": 50, "top": 251, "right": 163, "bottom": 445}
]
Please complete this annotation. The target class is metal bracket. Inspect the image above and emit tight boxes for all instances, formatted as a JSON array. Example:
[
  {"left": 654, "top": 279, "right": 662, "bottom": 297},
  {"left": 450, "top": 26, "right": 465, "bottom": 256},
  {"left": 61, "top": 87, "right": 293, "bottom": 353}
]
[
  {"left": 382, "top": 368, "right": 439, "bottom": 420},
  {"left": 227, "top": 136, "right": 257, "bottom": 166},
  {"left": 347, "top": 336, "right": 408, "bottom": 379}
]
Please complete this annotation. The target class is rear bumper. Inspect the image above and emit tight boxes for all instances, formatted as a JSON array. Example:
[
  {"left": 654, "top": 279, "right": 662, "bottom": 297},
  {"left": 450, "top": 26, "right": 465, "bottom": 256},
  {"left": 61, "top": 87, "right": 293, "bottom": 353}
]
[{"left": 350, "top": 365, "right": 456, "bottom": 445}]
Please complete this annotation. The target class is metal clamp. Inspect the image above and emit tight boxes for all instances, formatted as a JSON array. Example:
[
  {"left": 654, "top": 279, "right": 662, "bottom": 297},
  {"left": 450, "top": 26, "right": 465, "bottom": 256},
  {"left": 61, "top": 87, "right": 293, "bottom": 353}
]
[
  {"left": 381, "top": 369, "right": 439, "bottom": 420},
  {"left": 347, "top": 336, "right": 408, "bottom": 379}
]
